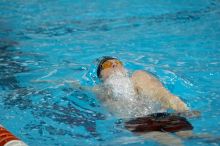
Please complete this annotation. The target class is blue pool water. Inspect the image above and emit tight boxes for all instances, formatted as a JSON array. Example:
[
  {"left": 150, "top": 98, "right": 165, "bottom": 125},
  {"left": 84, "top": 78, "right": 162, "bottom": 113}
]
[{"left": 0, "top": 0, "right": 220, "bottom": 145}]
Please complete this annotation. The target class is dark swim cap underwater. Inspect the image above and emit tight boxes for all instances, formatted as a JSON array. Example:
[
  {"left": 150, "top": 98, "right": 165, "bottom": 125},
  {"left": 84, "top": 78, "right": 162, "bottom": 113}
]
[{"left": 97, "top": 56, "right": 118, "bottom": 78}]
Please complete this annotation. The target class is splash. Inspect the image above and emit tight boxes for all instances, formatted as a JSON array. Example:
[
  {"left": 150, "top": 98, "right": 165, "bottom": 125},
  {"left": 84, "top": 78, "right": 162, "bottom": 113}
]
[
  {"left": 103, "top": 70, "right": 136, "bottom": 102},
  {"left": 100, "top": 70, "right": 164, "bottom": 118}
]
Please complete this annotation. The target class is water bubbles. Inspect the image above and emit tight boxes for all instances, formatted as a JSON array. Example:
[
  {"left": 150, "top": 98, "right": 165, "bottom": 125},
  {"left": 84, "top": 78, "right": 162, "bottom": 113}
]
[{"left": 100, "top": 70, "right": 163, "bottom": 118}]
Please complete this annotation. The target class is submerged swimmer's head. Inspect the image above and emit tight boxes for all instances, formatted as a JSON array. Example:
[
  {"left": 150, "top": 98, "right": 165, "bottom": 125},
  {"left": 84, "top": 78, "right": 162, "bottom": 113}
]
[{"left": 97, "top": 56, "right": 126, "bottom": 81}]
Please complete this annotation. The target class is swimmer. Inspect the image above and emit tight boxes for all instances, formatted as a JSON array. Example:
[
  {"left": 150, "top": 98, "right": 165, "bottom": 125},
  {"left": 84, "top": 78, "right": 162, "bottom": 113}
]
[
  {"left": 94, "top": 56, "right": 190, "bottom": 118},
  {"left": 32, "top": 56, "right": 191, "bottom": 117},
  {"left": 92, "top": 56, "right": 203, "bottom": 146},
  {"left": 31, "top": 56, "right": 218, "bottom": 145}
]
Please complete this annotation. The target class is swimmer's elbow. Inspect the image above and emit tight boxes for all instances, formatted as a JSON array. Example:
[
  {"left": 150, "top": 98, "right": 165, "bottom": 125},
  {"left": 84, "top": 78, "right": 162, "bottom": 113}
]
[
  {"left": 167, "top": 95, "right": 189, "bottom": 112},
  {"left": 176, "top": 102, "right": 189, "bottom": 112},
  {"left": 175, "top": 102, "right": 189, "bottom": 113}
]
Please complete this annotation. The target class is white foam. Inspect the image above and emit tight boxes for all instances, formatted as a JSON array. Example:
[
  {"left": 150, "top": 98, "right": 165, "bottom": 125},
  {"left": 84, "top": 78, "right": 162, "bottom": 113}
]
[
  {"left": 101, "top": 70, "right": 164, "bottom": 118},
  {"left": 103, "top": 71, "right": 136, "bottom": 102}
]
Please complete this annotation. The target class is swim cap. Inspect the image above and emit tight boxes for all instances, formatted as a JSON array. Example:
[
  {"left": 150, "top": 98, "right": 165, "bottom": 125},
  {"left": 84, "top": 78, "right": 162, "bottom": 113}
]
[{"left": 97, "top": 56, "right": 118, "bottom": 78}]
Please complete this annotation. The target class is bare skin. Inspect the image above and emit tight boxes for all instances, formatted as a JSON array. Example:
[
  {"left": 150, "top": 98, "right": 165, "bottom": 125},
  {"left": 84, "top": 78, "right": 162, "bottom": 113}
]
[
  {"left": 131, "top": 70, "right": 188, "bottom": 112},
  {"left": 98, "top": 59, "right": 188, "bottom": 112}
]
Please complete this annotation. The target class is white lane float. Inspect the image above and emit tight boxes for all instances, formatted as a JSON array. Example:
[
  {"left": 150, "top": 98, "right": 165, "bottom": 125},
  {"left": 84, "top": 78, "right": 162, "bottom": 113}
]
[{"left": 0, "top": 125, "right": 27, "bottom": 146}]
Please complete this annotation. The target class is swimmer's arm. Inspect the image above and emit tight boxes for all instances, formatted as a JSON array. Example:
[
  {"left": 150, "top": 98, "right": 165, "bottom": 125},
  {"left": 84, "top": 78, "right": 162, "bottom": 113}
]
[
  {"left": 175, "top": 110, "right": 201, "bottom": 118},
  {"left": 31, "top": 79, "right": 61, "bottom": 84},
  {"left": 158, "top": 92, "right": 202, "bottom": 118},
  {"left": 165, "top": 97, "right": 201, "bottom": 118},
  {"left": 69, "top": 80, "right": 100, "bottom": 93},
  {"left": 31, "top": 79, "right": 99, "bottom": 92},
  {"left": 161, "top": 94, "right": 189, "bottom": 112},
  {"left": 131, "top": 70, "right": 188, "bottom": 112}
]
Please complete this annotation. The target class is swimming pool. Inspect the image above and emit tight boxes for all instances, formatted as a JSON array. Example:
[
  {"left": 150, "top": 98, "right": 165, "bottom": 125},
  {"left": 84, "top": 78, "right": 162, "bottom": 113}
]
[{"left": 0, "top": 0, "right": 220, "bottom": 145}]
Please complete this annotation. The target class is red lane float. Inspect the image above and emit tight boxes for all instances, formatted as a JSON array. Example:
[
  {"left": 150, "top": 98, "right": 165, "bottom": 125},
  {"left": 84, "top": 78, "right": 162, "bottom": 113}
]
[{"left": 0, "top": 125, "right": 27, "bottom": 146}]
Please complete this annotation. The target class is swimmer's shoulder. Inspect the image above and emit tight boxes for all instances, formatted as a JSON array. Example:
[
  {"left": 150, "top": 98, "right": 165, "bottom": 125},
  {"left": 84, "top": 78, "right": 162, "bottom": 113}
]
[
  {"left": 132, "top": 70, "right": 158, "bottom": 80},
  {"left": 131, "top": 70, "right": 161, "bottom": 85},
  {"left": 131, "top": 70, "right": 165, "bottom": 98}
]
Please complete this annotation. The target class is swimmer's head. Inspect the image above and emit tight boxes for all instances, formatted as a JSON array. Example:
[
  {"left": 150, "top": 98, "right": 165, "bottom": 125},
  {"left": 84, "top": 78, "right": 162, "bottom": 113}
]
[{"left": 97, "top": 56, "right": 126, "bottom": 80}]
